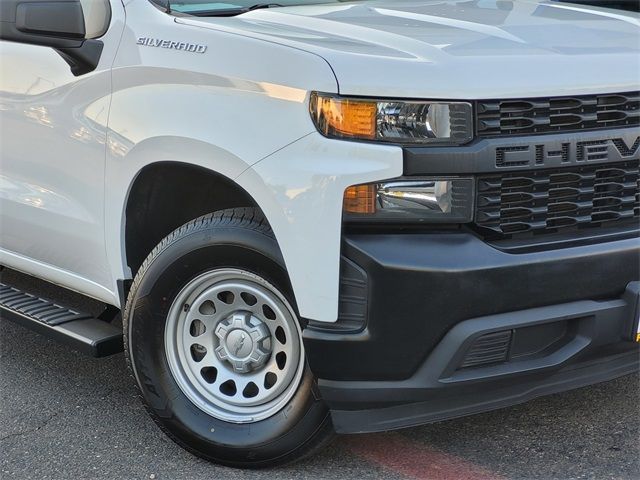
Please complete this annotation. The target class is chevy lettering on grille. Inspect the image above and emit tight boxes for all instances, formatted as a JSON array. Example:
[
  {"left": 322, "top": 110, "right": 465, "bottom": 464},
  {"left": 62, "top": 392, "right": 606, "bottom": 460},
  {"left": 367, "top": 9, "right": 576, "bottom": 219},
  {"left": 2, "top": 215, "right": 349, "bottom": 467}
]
[
  {"left": 137, "top": 37, "right": 207, "bottom": 54},
  {"left": 495, "top": 135, "right": 640, "bottom": 168}
]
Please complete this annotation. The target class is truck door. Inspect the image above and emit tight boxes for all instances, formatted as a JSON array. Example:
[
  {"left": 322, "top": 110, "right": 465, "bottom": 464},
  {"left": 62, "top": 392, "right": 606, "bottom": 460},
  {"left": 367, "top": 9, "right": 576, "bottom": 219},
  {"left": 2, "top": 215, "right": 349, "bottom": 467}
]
[{"left": 0, "top": 0, "right": 125, "bottom": 301}]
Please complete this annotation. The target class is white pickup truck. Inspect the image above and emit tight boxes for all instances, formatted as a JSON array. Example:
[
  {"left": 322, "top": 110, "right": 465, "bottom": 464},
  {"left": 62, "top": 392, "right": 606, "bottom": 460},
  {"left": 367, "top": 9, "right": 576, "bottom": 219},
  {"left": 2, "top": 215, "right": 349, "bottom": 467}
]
[{"left": 1, "top": 0, "right": 639, "bottom": 468}]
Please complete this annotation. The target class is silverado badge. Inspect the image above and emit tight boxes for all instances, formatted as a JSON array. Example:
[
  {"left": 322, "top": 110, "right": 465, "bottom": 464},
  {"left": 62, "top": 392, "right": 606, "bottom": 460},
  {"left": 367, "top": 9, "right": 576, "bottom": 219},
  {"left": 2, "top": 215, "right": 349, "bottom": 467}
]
[{"left": 137, "top": 37, "right": 207, "bottom": 54}]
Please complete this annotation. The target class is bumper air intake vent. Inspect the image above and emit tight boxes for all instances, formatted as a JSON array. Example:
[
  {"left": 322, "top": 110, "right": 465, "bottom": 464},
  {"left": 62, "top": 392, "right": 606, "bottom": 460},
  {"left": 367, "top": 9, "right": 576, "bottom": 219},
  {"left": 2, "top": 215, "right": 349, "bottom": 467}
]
[{"left": 459, "top": 330, "right": 512, "bottom": 369}]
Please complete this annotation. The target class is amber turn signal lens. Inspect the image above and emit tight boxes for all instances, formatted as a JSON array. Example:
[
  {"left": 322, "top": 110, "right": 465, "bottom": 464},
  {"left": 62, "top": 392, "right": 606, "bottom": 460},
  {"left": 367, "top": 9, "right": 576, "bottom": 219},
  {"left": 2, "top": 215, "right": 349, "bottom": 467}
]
[
  {"left": 343, "top": 184, "right": 377, "bottom": 214},
  {"left": 310, "top": 93, "right": 376, "bottom": 140}
]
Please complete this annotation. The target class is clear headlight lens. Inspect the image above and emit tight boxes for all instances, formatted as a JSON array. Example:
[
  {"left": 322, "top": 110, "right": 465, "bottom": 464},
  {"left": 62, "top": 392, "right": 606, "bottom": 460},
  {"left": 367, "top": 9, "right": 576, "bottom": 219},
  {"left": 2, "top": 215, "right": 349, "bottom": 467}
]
[
  {"left": 343, "top": 178, "right": 474, "bottom": 223},
  {"left": 310, "top": 92, "right": 473, "bottom": 145}
]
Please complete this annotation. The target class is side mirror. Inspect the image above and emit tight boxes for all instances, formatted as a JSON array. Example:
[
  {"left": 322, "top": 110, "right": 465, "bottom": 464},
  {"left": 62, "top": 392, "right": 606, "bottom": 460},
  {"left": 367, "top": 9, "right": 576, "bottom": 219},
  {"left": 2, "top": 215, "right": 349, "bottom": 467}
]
[{"left": 0, "top": 0, "right": 104, "bottom": 76}]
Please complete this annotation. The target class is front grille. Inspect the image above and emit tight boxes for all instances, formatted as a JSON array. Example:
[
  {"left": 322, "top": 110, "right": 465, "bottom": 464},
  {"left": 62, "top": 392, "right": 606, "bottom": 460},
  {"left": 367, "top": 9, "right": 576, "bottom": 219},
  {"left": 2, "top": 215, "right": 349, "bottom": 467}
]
[
  {"left": 475, "top": 160, "right": 640, "bottom": 238},
  {"left": 477, "top": 92, "right": 640, "bottom": 137}
]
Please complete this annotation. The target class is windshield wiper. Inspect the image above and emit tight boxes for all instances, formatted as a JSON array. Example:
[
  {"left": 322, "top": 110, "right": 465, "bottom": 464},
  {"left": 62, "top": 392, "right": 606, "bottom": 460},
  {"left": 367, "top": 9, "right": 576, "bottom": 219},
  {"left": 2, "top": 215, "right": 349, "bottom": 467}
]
[
  {"left": 181, "top": 3, "right": 285, "bottom": 17},
  {"left": 246, "top": 3, "right": 285, "bottom": 11}
]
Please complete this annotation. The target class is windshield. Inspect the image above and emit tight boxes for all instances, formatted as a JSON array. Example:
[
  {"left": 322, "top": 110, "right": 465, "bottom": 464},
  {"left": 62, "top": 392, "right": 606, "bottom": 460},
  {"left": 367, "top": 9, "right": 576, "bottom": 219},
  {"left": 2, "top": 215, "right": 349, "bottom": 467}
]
[
  {"left": 552, "top": 0, "right": 639, "bottom": 12},
  {"left": 167, "top": 0, "right": 357, "bottom": 16}
]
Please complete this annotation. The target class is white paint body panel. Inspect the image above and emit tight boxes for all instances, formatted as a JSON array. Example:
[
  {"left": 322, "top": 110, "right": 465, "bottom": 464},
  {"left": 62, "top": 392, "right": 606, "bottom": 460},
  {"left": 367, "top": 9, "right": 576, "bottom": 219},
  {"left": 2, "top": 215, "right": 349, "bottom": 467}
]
[
  {"left": 179, "top": 0, "right": 640, "bottom": 98},
  {"left": 1, "top": 0, "right": 638, "bottom": 321},
  {"left": 0, "top": 1, "right": 127, "bottom": 305}
]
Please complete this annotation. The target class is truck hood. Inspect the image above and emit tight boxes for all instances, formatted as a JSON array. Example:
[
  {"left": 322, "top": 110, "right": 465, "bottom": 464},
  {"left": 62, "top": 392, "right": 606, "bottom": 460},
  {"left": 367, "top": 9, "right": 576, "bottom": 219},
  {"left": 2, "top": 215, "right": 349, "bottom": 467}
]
[{"left": 178, "top": 0, "right": 640, "bottom": 98}]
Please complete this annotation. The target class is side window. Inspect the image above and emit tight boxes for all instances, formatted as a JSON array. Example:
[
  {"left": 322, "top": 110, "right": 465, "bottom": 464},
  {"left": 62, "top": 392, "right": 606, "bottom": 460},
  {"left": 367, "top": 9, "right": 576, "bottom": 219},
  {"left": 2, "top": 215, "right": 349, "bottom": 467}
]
[{"left": 80, "top": 0, "right": 112, "bottom": 39}]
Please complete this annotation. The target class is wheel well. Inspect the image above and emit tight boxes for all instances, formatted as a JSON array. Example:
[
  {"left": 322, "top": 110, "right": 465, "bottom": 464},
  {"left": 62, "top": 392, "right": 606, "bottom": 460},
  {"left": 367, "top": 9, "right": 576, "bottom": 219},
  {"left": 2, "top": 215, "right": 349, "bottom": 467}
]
[{"left": 124, "top": 162, "right": 258, "bottom": 275}]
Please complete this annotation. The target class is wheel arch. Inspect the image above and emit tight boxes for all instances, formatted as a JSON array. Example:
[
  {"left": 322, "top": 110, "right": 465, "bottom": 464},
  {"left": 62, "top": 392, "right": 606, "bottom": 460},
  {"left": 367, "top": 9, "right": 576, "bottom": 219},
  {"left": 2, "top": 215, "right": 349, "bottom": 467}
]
[
  {"left": 104, "top": 135, "right": 310, "bottom": 318},
  {"left": 123, "top": 161, "right": 263, "bottom": 277}
]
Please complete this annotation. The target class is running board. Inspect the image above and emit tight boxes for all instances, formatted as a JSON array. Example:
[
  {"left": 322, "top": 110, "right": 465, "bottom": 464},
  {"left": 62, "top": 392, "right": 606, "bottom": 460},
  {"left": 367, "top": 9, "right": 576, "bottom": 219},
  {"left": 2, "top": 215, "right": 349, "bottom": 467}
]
[{"left": 0, "top": 282, "right": 123, "bottom": 357}]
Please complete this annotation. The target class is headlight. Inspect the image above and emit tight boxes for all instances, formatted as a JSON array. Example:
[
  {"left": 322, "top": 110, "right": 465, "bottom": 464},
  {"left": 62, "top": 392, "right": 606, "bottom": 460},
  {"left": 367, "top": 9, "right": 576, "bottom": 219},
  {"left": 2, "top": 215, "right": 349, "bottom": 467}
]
[
  {"left": 343, "top": 178, "right": 474, "bottom": 223},
  {"left": 310, "top": 92, "right": 473, "bottom": 145}
]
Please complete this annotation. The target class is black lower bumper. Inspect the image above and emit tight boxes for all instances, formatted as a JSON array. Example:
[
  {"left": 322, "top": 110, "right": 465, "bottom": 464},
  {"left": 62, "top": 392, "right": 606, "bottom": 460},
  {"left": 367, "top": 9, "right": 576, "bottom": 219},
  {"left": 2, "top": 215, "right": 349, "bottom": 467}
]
[
  {"left": 328, "top": 347, "right": 638, "bottom": 434},
  {"left": 303, "top": 233, "right": 640, "bottom": 433}
]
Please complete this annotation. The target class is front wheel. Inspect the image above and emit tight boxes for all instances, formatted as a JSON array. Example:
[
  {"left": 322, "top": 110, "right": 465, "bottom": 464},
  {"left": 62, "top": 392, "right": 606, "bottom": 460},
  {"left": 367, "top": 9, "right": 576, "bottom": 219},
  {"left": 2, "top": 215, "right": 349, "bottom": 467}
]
[{"left": 124, "top": 208, "right": 333, "bottom": 468}]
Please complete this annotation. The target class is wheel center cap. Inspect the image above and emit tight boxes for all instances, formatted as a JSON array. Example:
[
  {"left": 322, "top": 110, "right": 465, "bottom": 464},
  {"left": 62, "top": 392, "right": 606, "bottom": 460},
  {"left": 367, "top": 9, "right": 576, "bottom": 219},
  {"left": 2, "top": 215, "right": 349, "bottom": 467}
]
[
  {"left": 226, "top": 329, "right": 254, "bottom": 359},
  {"left": 214, "top": 312, "right": 271, "bottom": 373}
]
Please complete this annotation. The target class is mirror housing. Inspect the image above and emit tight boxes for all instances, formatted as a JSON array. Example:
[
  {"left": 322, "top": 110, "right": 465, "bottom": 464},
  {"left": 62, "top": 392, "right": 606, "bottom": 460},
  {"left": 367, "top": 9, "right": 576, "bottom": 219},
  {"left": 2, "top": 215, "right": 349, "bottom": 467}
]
[{"left": 0, "top": 0, "right": 104, "bottom": 75}]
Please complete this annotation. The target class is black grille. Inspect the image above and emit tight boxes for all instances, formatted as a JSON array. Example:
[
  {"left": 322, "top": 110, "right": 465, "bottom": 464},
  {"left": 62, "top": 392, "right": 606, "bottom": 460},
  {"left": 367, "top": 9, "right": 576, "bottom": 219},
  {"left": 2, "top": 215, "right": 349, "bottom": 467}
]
[
  {"left": 477, "top": 92, "right": 640, "bottom": 136},
  {"left": 475, "top": 160, "right": 640, "bottom": 237}
]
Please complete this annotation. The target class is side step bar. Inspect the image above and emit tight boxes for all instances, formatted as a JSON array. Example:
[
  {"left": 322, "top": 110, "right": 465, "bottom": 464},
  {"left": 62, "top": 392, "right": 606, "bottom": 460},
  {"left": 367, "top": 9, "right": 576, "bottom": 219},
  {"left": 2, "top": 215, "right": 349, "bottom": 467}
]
[{"left": 0, "top": 283, "right": 123, "bottom": 357}]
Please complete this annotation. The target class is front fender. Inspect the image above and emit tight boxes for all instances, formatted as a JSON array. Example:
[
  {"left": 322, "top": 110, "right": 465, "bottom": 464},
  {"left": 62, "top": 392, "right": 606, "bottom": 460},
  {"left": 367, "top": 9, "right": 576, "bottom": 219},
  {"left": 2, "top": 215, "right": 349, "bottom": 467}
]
[{"left": 237, "top": 133, "right": 403, "bottom": 323}]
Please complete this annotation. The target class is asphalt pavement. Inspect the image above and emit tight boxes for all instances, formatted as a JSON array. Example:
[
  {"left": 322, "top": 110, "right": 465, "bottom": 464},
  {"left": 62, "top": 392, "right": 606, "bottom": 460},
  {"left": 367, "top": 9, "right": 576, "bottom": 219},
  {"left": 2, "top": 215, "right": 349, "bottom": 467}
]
[{"left": 1, "top": 269, "right": 638, "bottom": 480}]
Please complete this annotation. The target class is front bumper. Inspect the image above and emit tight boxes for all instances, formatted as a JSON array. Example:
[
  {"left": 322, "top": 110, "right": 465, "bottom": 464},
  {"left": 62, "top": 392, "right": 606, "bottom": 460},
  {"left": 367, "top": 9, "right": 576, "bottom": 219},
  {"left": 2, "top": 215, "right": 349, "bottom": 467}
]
[{"left": 303, "top": 233, "right": 640, "bottom": 433}]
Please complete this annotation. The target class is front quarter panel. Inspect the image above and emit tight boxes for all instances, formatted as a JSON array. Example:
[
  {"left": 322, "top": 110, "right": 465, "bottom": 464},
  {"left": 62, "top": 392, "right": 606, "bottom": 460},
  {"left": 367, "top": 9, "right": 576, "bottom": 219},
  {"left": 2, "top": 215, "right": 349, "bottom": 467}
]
[
  {"left": 238, "top": 133, "right": 402, "bottom": 322},
  {"left": 106, "top": 1, "right": 351, "bottom": 316}
]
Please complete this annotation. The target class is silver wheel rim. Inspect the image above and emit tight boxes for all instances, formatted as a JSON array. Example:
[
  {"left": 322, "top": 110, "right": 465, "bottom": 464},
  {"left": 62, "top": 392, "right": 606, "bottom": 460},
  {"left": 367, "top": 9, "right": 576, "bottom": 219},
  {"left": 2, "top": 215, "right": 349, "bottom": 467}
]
[{"left": 164, "top": 268, "right": 304, "bottom": 423}]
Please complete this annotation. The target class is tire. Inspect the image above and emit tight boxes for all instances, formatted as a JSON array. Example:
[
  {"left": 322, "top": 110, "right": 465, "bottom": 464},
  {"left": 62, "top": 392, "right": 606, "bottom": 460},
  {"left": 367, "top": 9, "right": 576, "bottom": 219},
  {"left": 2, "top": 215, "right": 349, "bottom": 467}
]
[{"left": 123, "top": 208, "right": 334, "bottom": 468}]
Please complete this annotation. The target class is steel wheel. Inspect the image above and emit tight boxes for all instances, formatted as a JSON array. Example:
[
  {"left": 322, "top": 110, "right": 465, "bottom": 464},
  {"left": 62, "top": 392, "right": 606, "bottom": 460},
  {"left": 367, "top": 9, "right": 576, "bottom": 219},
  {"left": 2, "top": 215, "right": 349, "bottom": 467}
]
[
  {"left": 127, "top": 209, "right": 333, "bottom": 467},
  {"left": 164, "top": 268, "right": 304, "bottom": 423}
]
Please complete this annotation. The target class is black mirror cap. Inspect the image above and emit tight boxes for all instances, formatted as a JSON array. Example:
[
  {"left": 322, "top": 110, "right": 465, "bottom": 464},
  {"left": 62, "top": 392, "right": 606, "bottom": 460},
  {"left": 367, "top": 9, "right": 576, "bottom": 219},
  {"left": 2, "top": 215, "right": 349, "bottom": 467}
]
[
  {"left": 16, "top": 1, "right": 86, "bottom": 38},
  {"left": 0, "top": 0, "right": 103, "bottom": 76}
]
